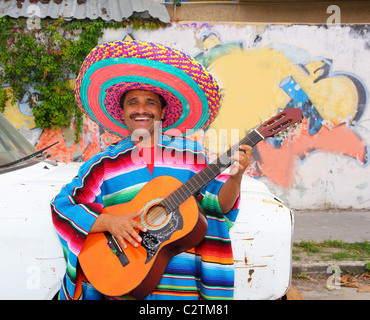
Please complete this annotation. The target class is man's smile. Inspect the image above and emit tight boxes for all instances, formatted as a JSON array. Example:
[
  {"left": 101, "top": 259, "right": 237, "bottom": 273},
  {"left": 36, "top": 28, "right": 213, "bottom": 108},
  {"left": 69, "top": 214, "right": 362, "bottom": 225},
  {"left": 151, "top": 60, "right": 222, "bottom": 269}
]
[{"left": 130, "top": 113, "right": 155, "bottom": 123}]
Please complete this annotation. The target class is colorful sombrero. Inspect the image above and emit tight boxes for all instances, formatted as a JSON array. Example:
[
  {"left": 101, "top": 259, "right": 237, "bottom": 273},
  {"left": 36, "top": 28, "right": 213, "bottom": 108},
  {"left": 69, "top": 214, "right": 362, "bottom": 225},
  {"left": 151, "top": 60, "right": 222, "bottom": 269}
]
[{"left": 74, "top": 40, "right": 222, "bottom": 138}]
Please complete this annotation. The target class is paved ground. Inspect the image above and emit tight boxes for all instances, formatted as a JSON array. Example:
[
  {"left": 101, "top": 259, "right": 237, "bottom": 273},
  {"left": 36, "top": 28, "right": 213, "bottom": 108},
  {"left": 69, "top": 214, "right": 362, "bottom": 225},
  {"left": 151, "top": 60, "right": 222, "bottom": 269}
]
[
  {"left": 289, "top": 209, "right": 370, "bottom": 300},
  {"left": 293, "top": 209, "right": 370, "bottom": 243},
  {"left": 292, "top": 274, "right": 370, "bottom": 300}
]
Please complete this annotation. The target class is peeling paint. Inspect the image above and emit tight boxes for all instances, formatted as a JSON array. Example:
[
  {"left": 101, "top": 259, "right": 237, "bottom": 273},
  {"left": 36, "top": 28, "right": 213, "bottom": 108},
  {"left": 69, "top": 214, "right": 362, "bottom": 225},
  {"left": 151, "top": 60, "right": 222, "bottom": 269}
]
[
  {"left": 248, "top": 269, "right": 254, "bottom": 284},
  {"left": 262, "top": 198, "right": 284, "bottom": 207}
]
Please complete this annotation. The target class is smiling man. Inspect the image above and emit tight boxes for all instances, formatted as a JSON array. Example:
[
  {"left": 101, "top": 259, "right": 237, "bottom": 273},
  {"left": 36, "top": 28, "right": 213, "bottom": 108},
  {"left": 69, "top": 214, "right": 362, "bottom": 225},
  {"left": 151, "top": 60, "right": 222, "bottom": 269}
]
[
  {"left": 121, "top": 89, "right": 166, "bottom": 146},
  {"left": 51, "top": 41, "right": 252, "bottom": 300}
]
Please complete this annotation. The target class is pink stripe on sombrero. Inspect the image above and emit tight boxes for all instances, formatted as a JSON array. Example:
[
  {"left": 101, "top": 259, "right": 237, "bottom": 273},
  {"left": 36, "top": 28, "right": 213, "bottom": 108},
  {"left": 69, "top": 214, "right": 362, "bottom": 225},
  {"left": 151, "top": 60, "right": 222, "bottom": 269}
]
[{"left": 85, "top": 63, "right": 205, "bottom": 136}]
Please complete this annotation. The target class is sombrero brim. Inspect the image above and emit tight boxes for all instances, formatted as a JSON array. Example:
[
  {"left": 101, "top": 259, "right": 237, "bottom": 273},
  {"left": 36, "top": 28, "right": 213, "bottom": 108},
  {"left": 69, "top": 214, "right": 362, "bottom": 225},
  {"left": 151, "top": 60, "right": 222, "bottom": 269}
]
[{"left": 75, "top": 40, "right": 222, "bottom": 137}]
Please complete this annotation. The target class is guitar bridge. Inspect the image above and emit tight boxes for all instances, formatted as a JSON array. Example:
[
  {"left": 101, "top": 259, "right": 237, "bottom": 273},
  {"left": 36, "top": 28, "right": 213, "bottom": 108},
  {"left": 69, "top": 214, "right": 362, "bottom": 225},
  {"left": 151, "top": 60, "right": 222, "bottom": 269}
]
[{"left": 104, "top": 232, "right": 130, "bottom": 267}]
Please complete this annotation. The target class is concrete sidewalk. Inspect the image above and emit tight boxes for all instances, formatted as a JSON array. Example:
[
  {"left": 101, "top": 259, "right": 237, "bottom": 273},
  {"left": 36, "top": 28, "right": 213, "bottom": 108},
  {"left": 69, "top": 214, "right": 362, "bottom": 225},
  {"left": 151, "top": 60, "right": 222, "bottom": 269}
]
[
  {"left": 291, "top": 209, "right": 370, "bottom": 275},
  {"left": 293, "top": 209, "right": 370, "bottom": 243}
]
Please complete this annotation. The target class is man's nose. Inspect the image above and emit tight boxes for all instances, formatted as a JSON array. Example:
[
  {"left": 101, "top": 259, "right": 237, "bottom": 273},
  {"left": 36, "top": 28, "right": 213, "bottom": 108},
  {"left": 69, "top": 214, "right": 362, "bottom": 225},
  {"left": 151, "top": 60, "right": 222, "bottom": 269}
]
[{"left": 135, "top": 102, "right": 148, "bottom": 113}]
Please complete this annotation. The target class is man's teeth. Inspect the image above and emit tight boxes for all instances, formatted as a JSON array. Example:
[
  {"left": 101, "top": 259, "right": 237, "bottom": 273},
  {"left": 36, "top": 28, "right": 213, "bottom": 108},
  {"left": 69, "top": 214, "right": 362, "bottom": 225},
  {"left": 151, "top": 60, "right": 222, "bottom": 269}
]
[{"left": 135, "top": 117, "right": 150, "bottom": 121}]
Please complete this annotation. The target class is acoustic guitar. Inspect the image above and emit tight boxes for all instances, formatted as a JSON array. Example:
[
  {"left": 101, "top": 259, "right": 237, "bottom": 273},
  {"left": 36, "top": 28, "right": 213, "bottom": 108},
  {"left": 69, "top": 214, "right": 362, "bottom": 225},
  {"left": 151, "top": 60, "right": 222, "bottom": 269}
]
[{"left": 78, "top": 108, "right": 303, "bottom": 299}]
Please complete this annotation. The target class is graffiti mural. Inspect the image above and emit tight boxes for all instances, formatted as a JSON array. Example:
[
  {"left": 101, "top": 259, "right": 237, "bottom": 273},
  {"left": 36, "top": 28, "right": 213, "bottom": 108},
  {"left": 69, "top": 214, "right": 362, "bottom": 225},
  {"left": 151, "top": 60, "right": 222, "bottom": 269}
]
[
  {"left": 192, "top": 35, "right": 368, "bottom": 190},
  {"left": 2, "top": 23, "right": 369, "bottom": 209}
]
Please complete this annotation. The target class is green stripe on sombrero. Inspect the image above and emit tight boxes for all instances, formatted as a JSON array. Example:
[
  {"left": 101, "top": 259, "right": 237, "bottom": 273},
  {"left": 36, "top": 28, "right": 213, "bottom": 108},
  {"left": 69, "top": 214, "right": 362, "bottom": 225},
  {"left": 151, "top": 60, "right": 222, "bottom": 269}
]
[{"left": 79, "top": 57, "right": 211, "bottom": 134}]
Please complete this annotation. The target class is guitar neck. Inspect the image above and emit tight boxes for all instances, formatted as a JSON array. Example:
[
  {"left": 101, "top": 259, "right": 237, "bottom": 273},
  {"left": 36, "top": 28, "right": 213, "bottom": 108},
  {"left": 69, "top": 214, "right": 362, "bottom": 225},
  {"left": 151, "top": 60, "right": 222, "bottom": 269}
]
[{"left": 161, "top": 129, "right": 264, "bottom": 212}]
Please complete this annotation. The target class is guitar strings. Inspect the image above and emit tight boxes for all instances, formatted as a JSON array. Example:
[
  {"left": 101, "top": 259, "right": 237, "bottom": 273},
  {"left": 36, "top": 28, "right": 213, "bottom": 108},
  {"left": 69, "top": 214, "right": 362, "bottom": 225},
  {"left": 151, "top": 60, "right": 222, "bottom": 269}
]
[
  {"left": 141, "top": 114, "right": 299, "bottom": 225},
  {"left": 155, "top": 129, "right": 263, "bottom": 219}
]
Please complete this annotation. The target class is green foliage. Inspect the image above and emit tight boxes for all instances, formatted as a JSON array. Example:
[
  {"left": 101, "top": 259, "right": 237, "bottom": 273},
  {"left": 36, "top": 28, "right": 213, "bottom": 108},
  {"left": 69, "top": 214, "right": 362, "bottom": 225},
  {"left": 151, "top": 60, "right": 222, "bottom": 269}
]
[
  {"left": 0, "top": 88, "right": 8, "bottom": 112},
  {"left": 0, "top": 16, "right": 164, "bottom": 142},
  {"left": 293, "top": 240, "right": 370, "bottom": 262}
]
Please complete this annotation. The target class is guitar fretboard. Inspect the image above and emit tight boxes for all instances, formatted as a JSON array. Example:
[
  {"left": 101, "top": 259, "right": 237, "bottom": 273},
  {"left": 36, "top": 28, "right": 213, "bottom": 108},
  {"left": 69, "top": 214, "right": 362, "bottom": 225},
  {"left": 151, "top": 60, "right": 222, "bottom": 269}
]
[{"left": 161, "top": 129, "right": 264, "bottom": 213}]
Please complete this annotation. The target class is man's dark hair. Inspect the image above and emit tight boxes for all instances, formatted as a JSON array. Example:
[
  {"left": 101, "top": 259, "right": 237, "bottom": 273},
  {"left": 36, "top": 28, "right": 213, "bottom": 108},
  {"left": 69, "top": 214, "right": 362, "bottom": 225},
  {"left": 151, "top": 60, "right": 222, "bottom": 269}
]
[{"left": 119, "top": 90, "right": 167, "bottom": 110}]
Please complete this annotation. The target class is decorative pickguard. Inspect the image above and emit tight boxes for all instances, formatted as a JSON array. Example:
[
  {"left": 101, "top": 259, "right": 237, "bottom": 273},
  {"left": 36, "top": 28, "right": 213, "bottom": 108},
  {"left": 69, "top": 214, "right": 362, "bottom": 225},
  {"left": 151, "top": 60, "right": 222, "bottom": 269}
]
[{"left": 140, "top": 207, "right": 183, "bottom": 263}]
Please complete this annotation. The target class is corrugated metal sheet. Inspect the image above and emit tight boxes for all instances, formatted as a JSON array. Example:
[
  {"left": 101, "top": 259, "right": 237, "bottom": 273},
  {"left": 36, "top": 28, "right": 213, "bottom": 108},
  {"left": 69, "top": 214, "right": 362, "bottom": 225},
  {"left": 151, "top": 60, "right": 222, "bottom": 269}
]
[{"left": 0, "top": 0, "right": 170, "bottom": 23}]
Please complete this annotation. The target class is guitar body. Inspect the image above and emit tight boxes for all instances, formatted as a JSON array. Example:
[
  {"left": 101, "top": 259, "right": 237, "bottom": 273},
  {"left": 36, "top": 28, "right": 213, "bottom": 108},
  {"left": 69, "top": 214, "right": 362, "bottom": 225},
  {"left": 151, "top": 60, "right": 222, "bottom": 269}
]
[{"left": 78, "top": 175, "right": 208, "bottom": 299}]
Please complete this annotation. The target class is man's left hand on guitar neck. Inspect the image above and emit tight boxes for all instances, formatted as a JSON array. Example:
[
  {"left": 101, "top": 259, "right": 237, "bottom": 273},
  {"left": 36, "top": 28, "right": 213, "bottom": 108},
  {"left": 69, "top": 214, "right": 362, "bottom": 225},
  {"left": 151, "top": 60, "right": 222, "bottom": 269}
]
[{"left": 218, "top": 144, "right": 252, "bottom": 214}]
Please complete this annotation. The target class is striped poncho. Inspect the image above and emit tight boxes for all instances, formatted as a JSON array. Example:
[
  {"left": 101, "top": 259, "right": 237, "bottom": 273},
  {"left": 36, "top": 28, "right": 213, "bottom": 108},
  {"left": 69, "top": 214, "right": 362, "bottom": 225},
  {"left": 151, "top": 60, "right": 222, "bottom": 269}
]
[{"left": 51, "top": 134, "right": 240, "bottom": 300}]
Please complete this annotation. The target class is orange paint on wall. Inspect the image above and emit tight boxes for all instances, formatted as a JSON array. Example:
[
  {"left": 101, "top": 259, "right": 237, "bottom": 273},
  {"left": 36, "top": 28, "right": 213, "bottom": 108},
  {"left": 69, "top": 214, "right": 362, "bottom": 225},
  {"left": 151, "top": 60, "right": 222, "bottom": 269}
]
[
  {"left": 35, "top": 128, "right": 79, "bottom": 162},
  {"left": 256, "top": 119, "right": 367, "bottom": 187}
]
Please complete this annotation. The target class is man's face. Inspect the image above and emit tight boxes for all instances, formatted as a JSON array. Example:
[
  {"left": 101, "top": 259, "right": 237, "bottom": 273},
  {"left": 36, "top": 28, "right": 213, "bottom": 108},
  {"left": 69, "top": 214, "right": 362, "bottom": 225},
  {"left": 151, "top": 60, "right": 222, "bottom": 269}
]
[{"left": 122, "top": 90, "right": 166, "bottom": 141}]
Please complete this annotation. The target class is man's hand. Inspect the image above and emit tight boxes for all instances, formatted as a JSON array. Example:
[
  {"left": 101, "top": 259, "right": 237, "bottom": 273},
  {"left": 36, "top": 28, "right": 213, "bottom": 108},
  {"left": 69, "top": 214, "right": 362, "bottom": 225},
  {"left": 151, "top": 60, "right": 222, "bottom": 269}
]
[
  {"left": 90, "top": 209, "right": 147, "bottom": 249},
  {"left": 218, "top": 144, "right": 252, "bottom": 213},
  {"left": 229, "top": 145, "right": 252, "bottom": 178}
]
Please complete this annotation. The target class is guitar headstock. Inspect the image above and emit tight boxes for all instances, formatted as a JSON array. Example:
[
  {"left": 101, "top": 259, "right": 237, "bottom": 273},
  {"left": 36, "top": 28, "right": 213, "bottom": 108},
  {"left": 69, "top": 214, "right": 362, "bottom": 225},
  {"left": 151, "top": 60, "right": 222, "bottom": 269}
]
[{"left": 256, "top": 108, "right": 303, "bottom": 139}]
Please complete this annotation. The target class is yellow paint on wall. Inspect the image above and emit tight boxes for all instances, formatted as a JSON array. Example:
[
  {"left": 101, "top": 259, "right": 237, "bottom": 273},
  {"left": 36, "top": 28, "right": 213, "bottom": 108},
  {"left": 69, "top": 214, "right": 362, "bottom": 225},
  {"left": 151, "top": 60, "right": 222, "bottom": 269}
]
[
  {"left": 292, "top": 60, "right": 357, "bottom": 122},
  {"left": 207, "top": 48, "right": 296, "bottom": 150},
  {"left": 2, "top": 88, "right": 36, "bottom": 130},
  {"left": 206, "top": 47, "right": 359, "bottom": 150},
  {"left": 203, "top": 33, "right": 221, "bottom": 50},
  {"left": 209, "top": 49, "right": 289, "bottom": 131}
]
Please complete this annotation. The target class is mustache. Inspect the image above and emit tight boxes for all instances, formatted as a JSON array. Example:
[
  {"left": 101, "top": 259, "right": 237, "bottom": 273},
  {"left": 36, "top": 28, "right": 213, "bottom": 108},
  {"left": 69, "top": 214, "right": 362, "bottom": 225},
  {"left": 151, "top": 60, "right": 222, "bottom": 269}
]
[{"left": 129, "top": 112, "right": 155, "bottom": 120}]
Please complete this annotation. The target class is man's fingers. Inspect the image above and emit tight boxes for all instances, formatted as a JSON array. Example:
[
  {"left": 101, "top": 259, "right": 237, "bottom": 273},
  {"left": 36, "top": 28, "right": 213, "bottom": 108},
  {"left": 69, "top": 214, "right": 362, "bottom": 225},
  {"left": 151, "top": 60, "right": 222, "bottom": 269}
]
[
  {"left": 129, "top": 208, "right": 147, "bottom": 232},
  {"left": 118, "top": 229, "right": 140, "bottom": 248},
  {"left": 228, "top": 145, "right": 253, "bottom": 177},
  {"left": 116, "top": 235, "right": 127, "bottom": 249},
  {"left": 232, "top": 146, "right": 252, "bottom": 166},
  {"left": 133, "top": 220, "right": 147, "bottom": 233},
  {"left": 229, "top": 161, "right": 242, "bottom": 175},
  {"left": 130, "top": 208, "right": 144, "bottom": 217},
  {"left": 125, "top": 231, "right": 141, "bottom": 248}
]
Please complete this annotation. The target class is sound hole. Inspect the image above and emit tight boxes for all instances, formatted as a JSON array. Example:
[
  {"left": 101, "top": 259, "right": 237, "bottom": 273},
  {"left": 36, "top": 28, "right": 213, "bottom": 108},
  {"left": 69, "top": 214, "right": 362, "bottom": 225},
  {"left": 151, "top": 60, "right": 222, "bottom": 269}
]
[{"left": 145, "top": 203, "right": 169, "bottom": 228}]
